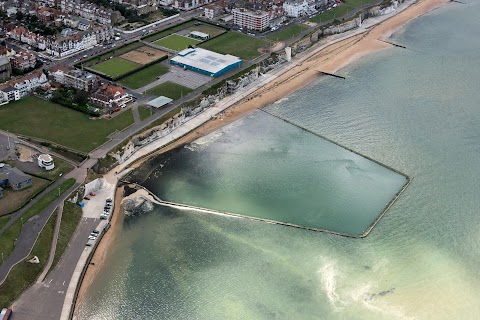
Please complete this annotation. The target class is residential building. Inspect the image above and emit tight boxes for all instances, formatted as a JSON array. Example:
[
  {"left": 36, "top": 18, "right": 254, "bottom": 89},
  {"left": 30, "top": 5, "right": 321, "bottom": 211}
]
[
  {"left": 0, "top": 86, "right": 21, "bottom": 102},
  {"left": 11, "top": 71, "right": 48, "bottom": 97},
  {"left": 0, "top": 163, "right": 32, "bottom": 190},
  {"left": 36, "top": 7, "right": 68, "bottom": 23},
  {"left": 45, "top": 31, "right": 97, "bottom": 57},
  {"left": 204, "top": 4, "right": 223, "bottom": 19},
  {"left": 60, "top": 0, "right": 123, "bottom": 25},
  {"left": 123, "top": 0, "right": 159, "bottom": 15},
  {"left": 0, "top": 45, "right": 16, "bottom": 59},
  {"left": 10, "top": 50, "right": 37, "bottom": 71},
  {"left": 0, "top": 90, "right": 8, "bottom": 106},
  {"left": 283, "top": 0, "right": 308, "bottom": 17},
  {"left": 64, "top": 69, "right": 99, "bottom": 92},
  {"left": 232, "top": 8, "right": 270, "bottom": 31},
  {"left": 0, "top": 56, "right": 11, "bottom": 82},
  {"left": 90, "top": 84, "right": 132, "bottom": 109},
  {"left": 63, "top": 16, "right": 91, "bottom": 31},
  {"left": 92, "top": 25, "right": 114, "bottom": 43},
  {"left": 173, "top": 0, "right": 214, "bottom": 11}
]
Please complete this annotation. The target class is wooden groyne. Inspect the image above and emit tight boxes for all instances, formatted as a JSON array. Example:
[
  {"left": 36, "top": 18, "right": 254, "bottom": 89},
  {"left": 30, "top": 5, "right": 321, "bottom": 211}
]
[
  {"left": 377, "top": 39, "right": 407, "bottom": 49},
  {"left": 318, "top": 71, "right": 346, "bottom": 79}
]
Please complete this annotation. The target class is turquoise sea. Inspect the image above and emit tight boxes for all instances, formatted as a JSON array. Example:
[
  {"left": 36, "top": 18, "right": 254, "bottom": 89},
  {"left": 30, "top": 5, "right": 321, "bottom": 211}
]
[{"left": 77, "top": 2, "right": 480, "bottom": 319}]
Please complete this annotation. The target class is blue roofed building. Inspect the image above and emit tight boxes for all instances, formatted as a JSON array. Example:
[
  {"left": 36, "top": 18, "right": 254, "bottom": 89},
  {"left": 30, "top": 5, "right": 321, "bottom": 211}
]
[
  {"left": 0, "top": 163, "right": 32, "bottom": 191},
  {"left": 170, "top": 48, "right": 242, "bottom": 78}
]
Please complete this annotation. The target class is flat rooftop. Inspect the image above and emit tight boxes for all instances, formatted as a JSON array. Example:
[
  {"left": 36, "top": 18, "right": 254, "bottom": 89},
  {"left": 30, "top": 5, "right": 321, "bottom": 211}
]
[{"left": 171, "top": 48, "right": 241, "bottom": 75}]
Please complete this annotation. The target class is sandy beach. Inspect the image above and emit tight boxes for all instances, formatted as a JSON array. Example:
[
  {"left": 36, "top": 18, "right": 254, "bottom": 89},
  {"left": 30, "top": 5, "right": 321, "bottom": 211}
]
[{"left": 74, "top": 0, "right": 448, "bottom": 311}]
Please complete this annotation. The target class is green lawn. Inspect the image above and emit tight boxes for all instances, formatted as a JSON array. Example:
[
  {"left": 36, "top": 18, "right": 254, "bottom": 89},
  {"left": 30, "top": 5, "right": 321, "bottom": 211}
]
[
  {"left": 154, "top": 34, "right": 202, "bottom": 51},
  {"left": 80, "top": 41, "right": 143, "bottom": 67},
  {"left": 344, "top": 0, "right": 376, "bottom": 6},
  {"left": 267, "top": 24, "right": 309, "bottom": 42},
  {"left": 0, "top": 96, "right": 134, "bottom": 153},
  {"left": 184, "top": 24, "right": 227, "bottom": 37},
  {"left": 138, "top": 106, "right": 154, "bottom": 121},
  {"left": 48, "top": 201, "right": 82, "bottom": 276},
  {"left": 145, "top": 81, "right": 193, "bottom": 100},
  {"left": 90, "top": 57, "right": 140, "bottom": 78},
  {"left": 119, "top": 64, "right": 169, "bottom": 89},
  {"left": 0, "top": 210, "right": 57, "bottom": 306},
  {"left": 0, "top": 178, "right": 75, "bottom": 267},
  {"left": 199, "top": 32, "right": 268, "bottom": 60},
  {"left": 310, "top": 5, "right": 352, "bottom": 23},
  {"left": 29, "top": 157, "right": 74, "bottom": 181},
  {"left": 143, "top": 20, "right": 198, "bottom": 43}
]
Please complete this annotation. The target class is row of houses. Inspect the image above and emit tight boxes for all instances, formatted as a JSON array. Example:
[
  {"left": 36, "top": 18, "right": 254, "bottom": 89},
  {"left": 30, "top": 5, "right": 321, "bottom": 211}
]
[
  {"left": 0, "top": 70, "right": 48, "bottom": 105},
  {"left": 59, "top": 0, "right": 123, "bottom": 26},
  {"left": 5, "top": 24, "right": 114, "bottom": 57}
]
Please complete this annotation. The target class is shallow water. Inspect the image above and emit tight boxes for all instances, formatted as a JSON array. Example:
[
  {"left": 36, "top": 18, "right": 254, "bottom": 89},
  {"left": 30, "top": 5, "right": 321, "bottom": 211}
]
[{"left": 77, "top": 2, "right": 480, "bottom": 319}]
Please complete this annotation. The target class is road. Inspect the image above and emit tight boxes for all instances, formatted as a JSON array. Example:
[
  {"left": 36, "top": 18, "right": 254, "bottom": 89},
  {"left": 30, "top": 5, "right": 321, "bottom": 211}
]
[{"left": 11, "top": 217, "right": 98, "bottom": 320}]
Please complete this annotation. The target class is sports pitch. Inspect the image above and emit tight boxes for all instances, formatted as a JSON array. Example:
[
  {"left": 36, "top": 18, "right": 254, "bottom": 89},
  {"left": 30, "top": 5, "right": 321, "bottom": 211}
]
[
  {"left": 153, "top": 34, "right": 202, "bottom": 51},
  {"left": 90, "top": 57, "right": 140, "bottom": 78}
]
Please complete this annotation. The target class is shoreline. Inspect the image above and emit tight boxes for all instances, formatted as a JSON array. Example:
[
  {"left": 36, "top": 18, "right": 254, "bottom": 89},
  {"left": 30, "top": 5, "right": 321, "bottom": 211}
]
[{"left": 73, "top": 0, "right": 449, "bottom": 311}]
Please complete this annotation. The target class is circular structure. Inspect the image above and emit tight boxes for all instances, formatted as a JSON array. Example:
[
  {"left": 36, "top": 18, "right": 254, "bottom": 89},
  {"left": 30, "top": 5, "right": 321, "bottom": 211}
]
[{"left": 38, "top": 154, "right": 55, "bottom": 171}]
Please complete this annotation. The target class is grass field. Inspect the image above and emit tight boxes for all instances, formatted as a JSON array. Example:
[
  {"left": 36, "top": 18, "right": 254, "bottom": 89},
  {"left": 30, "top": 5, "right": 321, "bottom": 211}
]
[
  {"left": 80, "top": 41, "right": 143, "bottom": 67},
  {"left": 310, "top": 5, "right": 352, "bottom": 23},
  {"left": 119, "top": 64, "right": 169, "bottom": 89},
  {"left": 154, "top": 34, "right": 202, "bottom": 51},
  {"left": 199, "top": 32, "right": 268, "bottom": 60},
  {"left": 0, "top": 178, "right": 75, "bottom": 265},
  {"left": 267, "top": 24, "right": 309, "bottom": 42},
  {"left": 47, "top": 201, "right": 82, "bottom": 276},
  {"left": 143, "top": 20, "right": 198, "bottom": 43},
  {"left": 0, "top": 210, "right": 57, "bottom": 306},
  {"left": 90, "top": 57, "right": 140, "bottom": 78},
  {"left": 183, "top": 24, "right": 227, "bottom": 37},
  {"left": 0, "top": 177, "right": 51, "bottom": 216},
  {"left": 138, "top": 106, "right": 154, "bottom": 121},
  {"left": 0, "top": 96, "right": 134, "bottom": 153},
  {"left": 145, "top": 81, "right": 193, "bottom": 100}
]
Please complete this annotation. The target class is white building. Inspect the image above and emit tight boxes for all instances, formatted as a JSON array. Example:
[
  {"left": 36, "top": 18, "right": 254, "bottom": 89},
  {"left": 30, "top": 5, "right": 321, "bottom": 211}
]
[
  {"left": 232, "top": 9, "right": 270, "bottom": 31},
  {"left": 0, "top": 90, "right": 8, "bottom": 106},
  {"left": 38, "top": 154, "right": 55, "bottom": 171},
  {"left": 283, "top": 0, "right": 308, "bottom": 18}
]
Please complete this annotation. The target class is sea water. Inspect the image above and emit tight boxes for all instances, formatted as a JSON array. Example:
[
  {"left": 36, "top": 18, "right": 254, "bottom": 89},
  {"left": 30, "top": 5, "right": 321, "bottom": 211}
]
[
  {"left": 139, "top": 110, "right": 408, "bottom": 236},
  {"left": 77, "top": 2, "right": 480, "bottom": 319}
]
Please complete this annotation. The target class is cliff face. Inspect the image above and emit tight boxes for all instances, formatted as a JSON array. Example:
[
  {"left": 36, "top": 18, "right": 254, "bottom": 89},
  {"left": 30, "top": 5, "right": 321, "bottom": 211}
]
[{"left": 122, "top": 189, "right": 156, "bottom": 217}]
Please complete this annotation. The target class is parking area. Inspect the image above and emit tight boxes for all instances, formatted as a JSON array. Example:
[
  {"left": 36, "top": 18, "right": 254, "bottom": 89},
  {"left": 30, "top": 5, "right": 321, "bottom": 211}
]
[{"left": 81, "top": 175, "right": 116, "bottom": 219}]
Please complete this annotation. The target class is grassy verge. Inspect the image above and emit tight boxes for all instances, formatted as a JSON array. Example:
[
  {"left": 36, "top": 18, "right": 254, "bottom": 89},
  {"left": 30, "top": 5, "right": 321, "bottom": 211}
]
[
  {"left": 119, "top": 64, "right": 169, "bottom": 89},
  {"left": 267, "top": 24, "right": 309, "bottom": 42},
  {"left": 0, "top": 211, "right": 57, "bottom": 307},
  {"left": 0, "top": 216, "right": 11, "bottom": 230},
  {"left": 310, "top": 5, "right": 352, "bottom": 23},
  {"left": 0, "top": 178, "right": 75, "bottom": 262},
  {"left": 199, "top": 32, "right": 268, "bottom": 60},
  {"left": 47, "top": 201, "right": 82, "bottom": 276},
  {"left": 0, "top": 177, "right": 51, "bottom": 216},
  {"left": 0, "top": 96, "right": 134, "bottom": 153},
  {"left": 145, "top": 81, "right": 193, "bottom": 100},
  {"left": 138, "top": 106, "right": 154, "bottom": 121}
]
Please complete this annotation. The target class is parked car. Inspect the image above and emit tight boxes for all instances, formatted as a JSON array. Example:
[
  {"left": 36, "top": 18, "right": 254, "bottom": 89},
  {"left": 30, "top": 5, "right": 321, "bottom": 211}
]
[{"left": 90, "top": 192, "right": 96, "bottom": 196}]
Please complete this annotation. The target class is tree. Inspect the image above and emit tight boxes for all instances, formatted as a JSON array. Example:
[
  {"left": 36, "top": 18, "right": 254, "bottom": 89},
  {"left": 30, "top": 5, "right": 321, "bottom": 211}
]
[{"left": 16, "top": 11, "right": 24, "bottom": 21}]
